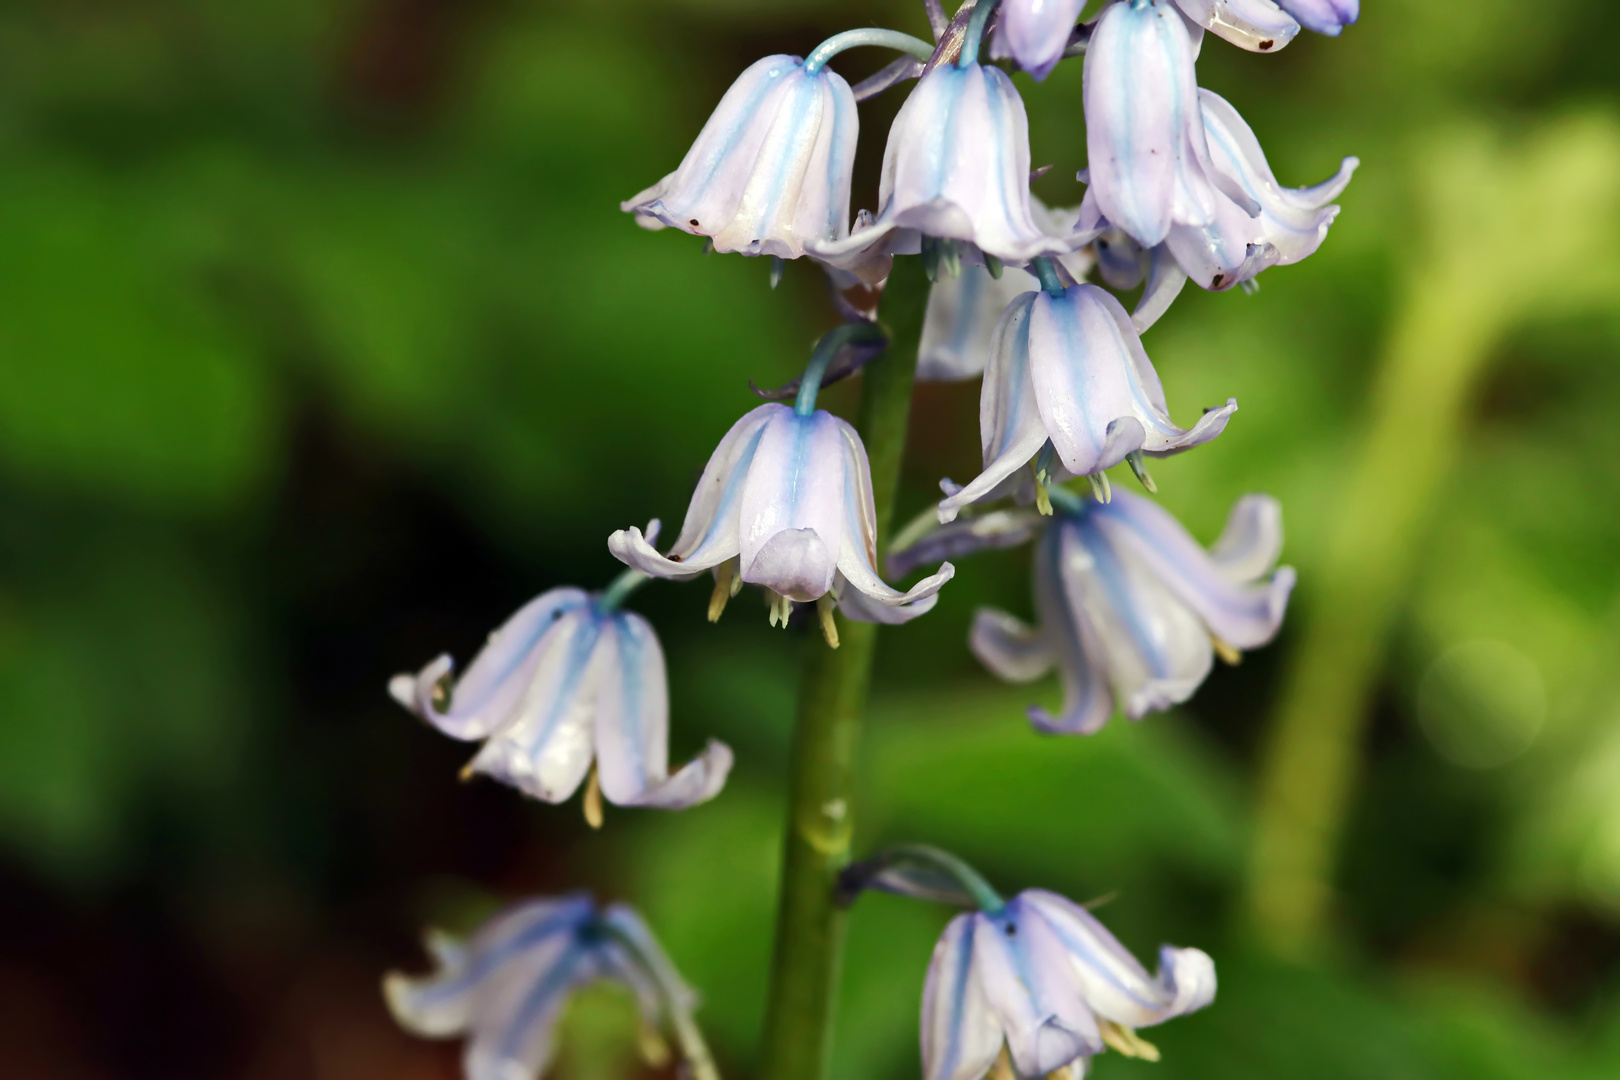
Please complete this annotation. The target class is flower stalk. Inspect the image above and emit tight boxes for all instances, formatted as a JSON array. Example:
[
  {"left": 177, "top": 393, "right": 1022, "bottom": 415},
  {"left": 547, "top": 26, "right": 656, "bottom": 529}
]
[{"left": 759, "top": 256, "right": 929, "bottom": 1080}]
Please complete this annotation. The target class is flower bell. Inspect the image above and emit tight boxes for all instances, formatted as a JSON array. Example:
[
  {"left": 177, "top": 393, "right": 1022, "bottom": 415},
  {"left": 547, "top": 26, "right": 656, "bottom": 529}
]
[
  {"left": 1276, "top": 0, "right": 1358, "bottom": 36},
  {"left": 1083, "top": 0, "right": 1262, "bottom": 249},
  {"left": 949, "top": 490, "right": 1293, "bottom": 734},
  {"left": 812, "top": 60, "right": 1087, "bottom": 270},
  {"left": 622, "top": 54, "right": 859, "bottom": 259},
  {"left": 992, "top": 0, "right": 1086, "bottom": 81},
  {"left": 922, "top": 888, "right": 1215, "bottom": 1080},
  {"left": 608, "top": 404, "right": 953, "bottom": 625},
  {"left": 936, "top": 282, "right": 1235, "bottom": 523},
  {"left": 389, "top": 572, "right": 733, "bottom": 815},
  {"left": 1163, "top": 89, "right": 1357, "bottom": 291},
  {"left": 386, "top": 894, "right": 717, "bottom": 1080}
]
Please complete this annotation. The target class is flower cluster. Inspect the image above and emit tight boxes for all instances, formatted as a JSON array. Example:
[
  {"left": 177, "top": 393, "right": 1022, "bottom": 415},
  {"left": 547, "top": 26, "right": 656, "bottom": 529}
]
[{"left": 381, "top": 2, "right": 1357, "bottom": 1078}]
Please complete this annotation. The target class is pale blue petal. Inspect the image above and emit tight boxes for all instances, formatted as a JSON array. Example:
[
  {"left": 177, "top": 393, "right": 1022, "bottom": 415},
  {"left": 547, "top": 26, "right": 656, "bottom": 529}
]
[
  {"left": 1027, "top": 522, "right": 1117, "bottom": 735},
  {"left": 996, "top": 0, "right": 1087, "bottom": 80},
  {"left": 1092, "top": 491, "right": 1292, "bottom": 649},
  {"left": 1276, "top": 0, "right": 1357, "bottom": 35},
  {"left": 834, "top": 416, "right": 955, "bottom": 613},
  {"left": 973, "top": 901, "right": 1103, "bottom": 1075},
  {"left": 1174, "top": 0, "right": 1299, "bottom": 52},
  {"left": 592, "top": 612, "right": 732, "bottom": 809},
  {"left": 739, "top": 408, "right": 847, "bottom": 601},
  {"left": 970, "top": 607, "right": 1056, "bottom": 683},
  {"left": 922, "top": 915, "right": 1005, "bottom": 1080},
  {"left": 390, "top": 588, "right": 592, "bottom": 741}
]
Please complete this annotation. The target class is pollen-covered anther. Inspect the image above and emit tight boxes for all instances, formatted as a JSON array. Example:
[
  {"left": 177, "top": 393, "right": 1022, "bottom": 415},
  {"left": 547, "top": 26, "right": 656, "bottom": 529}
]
[
  {"left": 1087, "top": 471, "right": 1113, "bottom": 504},
  {"left": 637, "top": 1022, "right": 672, "bottom": 1068},
  {"left": 583, "top": 766, "right": 604, "bottom": 830},
  {"left": 1099, "top": 1019, "right": 1160, "bottom": 1062},
  {"left": 768, "top": 590, "right": 794, "bottom": 628},
  {"left": 817, "top": 595, "right": 840, "bottom": 649},
  {"left": 1212, "top": 634, "right": 1243, "bottom": 665},
  {"left": 708, "top": 559, "right": 740, "bottom": 622}
]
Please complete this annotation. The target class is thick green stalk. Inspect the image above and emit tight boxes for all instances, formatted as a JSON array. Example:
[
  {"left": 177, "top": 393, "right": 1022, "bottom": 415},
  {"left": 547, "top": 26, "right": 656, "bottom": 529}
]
[{"left": 759, "top": 256, "right": 929, "bottom": 1080}]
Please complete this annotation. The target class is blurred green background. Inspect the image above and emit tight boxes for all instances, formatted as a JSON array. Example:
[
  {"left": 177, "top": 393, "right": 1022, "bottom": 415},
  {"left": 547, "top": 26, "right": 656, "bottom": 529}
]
[{"left": 2, "top": 0, "right": 1619, "bottom": 1077}]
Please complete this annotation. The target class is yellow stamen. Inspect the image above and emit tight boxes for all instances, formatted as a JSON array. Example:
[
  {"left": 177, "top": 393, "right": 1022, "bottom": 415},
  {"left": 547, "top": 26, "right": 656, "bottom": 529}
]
[
  {"left": 1099, "top": 1019, "right": 1160, "bottom": 1061},
  {"left": 583, "top": 766, "right": 604, "bottom": 830},
  {"left": 817, "top": 595, "right": 840, "bottom": 649},
  {"left": 768, "top": 590, "right": 793, "bottom": 628},
  {"left": 1212, "top": 634, "right": 1242, "bottom": 665},
  {"left": 459, "top": 758, "right": 477, "bottom": 782},
  {"left": 708, "top": 561, "right": 736, "bottom": 622},
  {"left": 1031, "top": 462, "right": 1054, "bottom": 516},
  {"left": 989, "top": 1045, "right": 1017, "bottom": 1080},
  {"left": 637, "top": 1022, "right": 672, "bottom": 1068}
]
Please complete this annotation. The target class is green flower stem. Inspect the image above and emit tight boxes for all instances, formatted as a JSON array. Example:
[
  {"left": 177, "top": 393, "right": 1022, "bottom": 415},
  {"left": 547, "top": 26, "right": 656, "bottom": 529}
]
[{"left": 759, "top": 255, "right": 929, "bottom": 1080}]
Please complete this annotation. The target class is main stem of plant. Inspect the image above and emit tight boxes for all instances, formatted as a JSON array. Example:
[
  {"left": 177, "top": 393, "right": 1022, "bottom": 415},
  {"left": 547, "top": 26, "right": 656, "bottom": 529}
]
[{"left": 759, "top": 256, "right": 928, "bottom": 1080}]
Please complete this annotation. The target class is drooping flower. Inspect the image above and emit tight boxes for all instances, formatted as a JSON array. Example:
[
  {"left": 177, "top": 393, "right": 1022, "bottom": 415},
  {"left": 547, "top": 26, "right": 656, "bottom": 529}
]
[
  {"left": 922, "top": 887, "right": 1216, "bottom": 1080},
  {"left": 1083, "top": 0, "right": 1247, "bottom": 249},
  {"left": 386, "top": 894, "right": 717, "bottom": 1080},
  {"left": 992, "top": 0, "right": 1086, "bottom": 81},
  {"left": 1276, "top": 0, "right": 1357, "bottom": 36},
  {"left": 608, "top": 404, "right": 953, "bottom": 624},
  {"left": 812, "top": 60, "right": 1088, "bottom": 270},
  {"left": 1173, "top": 0, "right": 1301, "bottom": 53},
  {"left": 906, "top": 490, "right": 1293, "bottom": 734},
  {"left": 936, "top": 283, "right": 1235, "bottom": 523},
  {"left": 1163, "top": 89, "right": 1357, "bottom": 291},
  {"left": 622, "top": 54, "right": 858, "bottom": 260},
  {"left": 917, "top": 201, "right": 1095, "bottom": 382},
  {"left": 389, "top": 571, "right": 733, "bottom": 812}
]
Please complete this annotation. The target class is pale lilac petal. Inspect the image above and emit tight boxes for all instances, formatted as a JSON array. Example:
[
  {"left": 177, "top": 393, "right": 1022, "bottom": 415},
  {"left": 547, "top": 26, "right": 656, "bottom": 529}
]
[
  {"left": 995, "top": 0, "right": 1087, "bottom": 81},
  {"left": 833, "top": 419, "right": 955, "bottom": 612},
  {"left": 1276, "top": 0, "right": 1357, "bottom": 36},
  {"left": 392, "top": 588, "right": 593, "bottom": 741},
  {"left": 921, "top": 915, "right": 1005, "bottom": 1080},
  {"left": 1092, "top": 492, "right": 1292, "bottom": 649},
  {"left": 462, "top": 942, "right": 601, "bottom": 1080},
  {"left": 467, "top": 609, "right": 606, "bottom": 802},
  {"left": 1208, "top": 492, "right": 1285, "bottom": 580},
  {"left": 738, "top": 408, "right": 846, "bottom": 601},
  {"left": 1131, "top": 244, "right": 1189, "bottom": 332},
  {"left": 1028, "top": 285, "right": 1227, "bottom": 476},
  {"left": 887, "top": 508, "right": 1048, "bottom": 579},
  {"left": 609, "top": 406, "right": 777, "bottom": 579},
  {"left": 1027, "top": 521, "right": 1118, "bottom": 734},
  {"left": 819, "top": 63, "right": 1080, "bottom": 264},
  {"left": 1084, "top": 0, "right": 1219, "bottom": 247},
  {"left": 974, "top": 902, "right": 1103, "bottom": 1076},
  {"left": 1055, "top": 515, "right": 1213, "bottom": 722},
  {"left": 970, "top": 608, "right": 1056, "bottom": 683},
  {"left": 918, "top": 262, "right": 1042, "bottom": 381},
  {"left": 938, "top": 292, "right": 1048, "bottom": 523},
  {"left": 622, "top": 57, "right": 859, "bottom": 259},
  {"left": 1170, "top": 90, "right": 1356, "bottom": 289},
  {"left": 1174, "top": 0, "right": 1299, "bottom": 52},
  {"left": 385, "top": 896, "right": 596, "bottom": 1055},
  {"left": 592, "top": 613, "right": 732, "bottom": 809},
  {"left": 1094, "top": 229, "right": 1147, "bottom": 290},
  {"left": 1021, "top": 889, "right": 1217, "bottom": 1028}
]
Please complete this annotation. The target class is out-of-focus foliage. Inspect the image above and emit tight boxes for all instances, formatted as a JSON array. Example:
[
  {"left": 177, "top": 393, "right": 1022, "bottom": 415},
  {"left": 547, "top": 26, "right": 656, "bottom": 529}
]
[{"left": 0, "top": 0, "right": 1618, "bottom": 1078}]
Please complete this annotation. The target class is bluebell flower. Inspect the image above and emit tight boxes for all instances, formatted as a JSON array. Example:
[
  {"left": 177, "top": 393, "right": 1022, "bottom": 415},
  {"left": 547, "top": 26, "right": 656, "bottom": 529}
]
[
  {"left": 609, "top": 404, "right": 953, "bottom": 625},
  {"left": 812, "top": 61, "right": 1088, "bottom": 270},
  {"left": 623, "top": 55, "right": 858, "bottom": 260},
  {"left": 992, "top": 0, "right": 1086, "bottom": 81},
  {"left": 1276, "top": 0, "right": 1357, "bottom": 36},
  {"left": 1083, "top": 0, "right": 1247, "bottom": 249},
  {"left": 1162, "top": 89, "right": 1357, "bottom": 291},
  {"left": 905, "top": 491, "right": 1293, "bottom": 734},
  {"left": 922, "top": 888, "right": 1215, "bottom": 1080},
  {"left": 917, "top": 200, "right": 1094, "bottom": 382},
  {"left": 389, "top": 571, "right": 733, "bottom": 811},
  {"left": 386, "top": 894, "right": 717, "bottom": 1080},
  {"left": 1173, "top": 0, "right": 1301, "bottom": 53},
  {"left": 936, "top": 283, "right": 1235, "bottom": 523}
]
